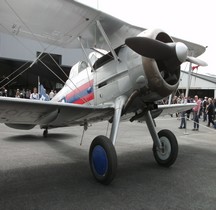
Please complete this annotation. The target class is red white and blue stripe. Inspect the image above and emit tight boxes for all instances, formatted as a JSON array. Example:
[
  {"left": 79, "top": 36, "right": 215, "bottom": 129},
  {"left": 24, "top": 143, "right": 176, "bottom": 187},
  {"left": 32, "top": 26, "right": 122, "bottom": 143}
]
[{"left": 64, "top": 80, "right": 94, "bottom": 104}]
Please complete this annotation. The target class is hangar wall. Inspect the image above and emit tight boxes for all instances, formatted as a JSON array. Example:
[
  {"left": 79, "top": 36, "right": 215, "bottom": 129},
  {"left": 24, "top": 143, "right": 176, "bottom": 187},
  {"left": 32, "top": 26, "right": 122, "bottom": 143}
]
[
  {"left": 0, "top": 32, "right": 85, "bottom": 66},
  {"left": 0, "top": 32, "right": 91, "bottom": 94},
  {"left": 178, "top": 71, "right": 216, "bottom": 98}
]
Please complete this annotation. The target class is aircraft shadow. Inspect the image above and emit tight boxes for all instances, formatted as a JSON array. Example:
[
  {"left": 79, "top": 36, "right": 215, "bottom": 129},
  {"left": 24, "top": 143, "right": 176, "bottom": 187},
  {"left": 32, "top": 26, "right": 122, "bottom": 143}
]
[{"left": 3, "top": 133, "right": 84, "bottom": 161}]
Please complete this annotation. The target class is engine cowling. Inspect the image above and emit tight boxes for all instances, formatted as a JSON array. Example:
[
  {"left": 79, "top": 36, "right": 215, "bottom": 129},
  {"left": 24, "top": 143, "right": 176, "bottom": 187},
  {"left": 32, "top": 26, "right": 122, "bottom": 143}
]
[
  {"left": 126, "top": 29, "right": 183, "bottom": 102},
  {"left": 140, "top": 29, "right": 180, "bottom": 101}
]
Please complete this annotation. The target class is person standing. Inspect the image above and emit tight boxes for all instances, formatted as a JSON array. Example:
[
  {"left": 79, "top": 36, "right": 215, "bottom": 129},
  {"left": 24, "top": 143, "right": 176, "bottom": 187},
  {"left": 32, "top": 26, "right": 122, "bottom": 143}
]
[
  {"left": 25, "top": 89, "right": 31, "bottom": 99},
  {"left": 178, "top": 93, "right": 187, "bottom": 129},
  {"left": 15, "top": 89, "right": 20, "bottom": 98},
  {"left": 192, "top": 95, "right": 201, "bottom": 131},
  {"left": 213, "top": 98, "right": 216, "bottom": 121},
  {"left": 30, "top": 87, "right": 39, "bottom": 100},
  {"left": 206, "top": 98, "right": 215, "bottom": 128},
  {"left": 202, "top": 97, "right": 208, "bottom": 122},
  {"left": 49, "top": 90, "right": 54, "bottom": 100}
]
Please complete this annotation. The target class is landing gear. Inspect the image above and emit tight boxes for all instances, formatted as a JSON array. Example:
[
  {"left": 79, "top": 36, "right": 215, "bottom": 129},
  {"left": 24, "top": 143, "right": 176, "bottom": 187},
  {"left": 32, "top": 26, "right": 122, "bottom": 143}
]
[
  {"left": 153, "top": 129, "right": 178, "bottom": 167},
  {"left": 89, "top": 135, "right": 117, "bottom": 185},
  {"left": 144, "top": 110, "right": 178, "bottom": 167},
  {"left": 89, "top": 96, "right": 126, "bottom": 184},
  {"left": 43, "top": 128, "right": 48, "bottom": 138}
]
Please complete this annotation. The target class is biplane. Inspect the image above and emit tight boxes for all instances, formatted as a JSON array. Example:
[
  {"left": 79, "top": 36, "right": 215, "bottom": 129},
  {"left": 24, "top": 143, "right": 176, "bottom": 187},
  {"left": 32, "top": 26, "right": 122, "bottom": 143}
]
[{"left": 0, "top": 0, "right": 207, "bottom": 184}]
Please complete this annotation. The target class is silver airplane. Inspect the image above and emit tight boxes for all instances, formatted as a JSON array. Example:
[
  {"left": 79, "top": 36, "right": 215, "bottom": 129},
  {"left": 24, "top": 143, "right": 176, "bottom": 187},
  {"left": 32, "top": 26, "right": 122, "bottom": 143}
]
[{"left": 0, "top": 0, "right": 207, "bottom": 184}]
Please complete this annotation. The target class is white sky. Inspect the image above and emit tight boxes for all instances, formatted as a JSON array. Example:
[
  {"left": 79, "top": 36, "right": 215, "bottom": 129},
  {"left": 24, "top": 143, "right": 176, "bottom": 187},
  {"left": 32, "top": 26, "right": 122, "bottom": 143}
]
[{"left": 78, "top": 0, "right": 215, "bottom": 76}]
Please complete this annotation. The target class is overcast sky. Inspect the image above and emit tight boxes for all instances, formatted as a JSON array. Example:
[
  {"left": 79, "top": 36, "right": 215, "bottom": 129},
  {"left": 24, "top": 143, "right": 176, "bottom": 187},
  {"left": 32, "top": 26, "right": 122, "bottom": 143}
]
[{"left": 78, "top": 0, "right": 215, "bottom": 76}]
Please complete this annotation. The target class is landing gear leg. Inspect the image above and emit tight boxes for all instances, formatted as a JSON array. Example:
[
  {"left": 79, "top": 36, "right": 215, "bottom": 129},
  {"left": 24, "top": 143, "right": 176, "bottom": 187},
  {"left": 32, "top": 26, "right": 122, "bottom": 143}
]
[{"left": 89, "top": 96, "right": 127, "bottom": 184}]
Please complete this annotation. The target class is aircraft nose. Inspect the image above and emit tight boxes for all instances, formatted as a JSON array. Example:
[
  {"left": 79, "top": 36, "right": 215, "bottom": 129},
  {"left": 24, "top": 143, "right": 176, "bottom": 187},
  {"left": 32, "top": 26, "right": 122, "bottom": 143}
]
[{"left": 125, "top": 36, "right": 207, "bottom": 72}]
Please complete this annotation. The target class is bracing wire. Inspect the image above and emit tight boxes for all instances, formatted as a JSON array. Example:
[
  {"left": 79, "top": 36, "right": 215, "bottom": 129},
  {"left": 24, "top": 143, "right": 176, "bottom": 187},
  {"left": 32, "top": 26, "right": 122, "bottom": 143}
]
[
  {"left": 1, "top": 66, "right": 31, "bottom": 89},
  {"left": 3, "top": 1, "right": 93, "bottom": 104},
  {"left": 0, "top": 61, "right": 30, "bottom": 85},
  {"left": 45, "top": 53, "right": 89, "bottom": 104}
]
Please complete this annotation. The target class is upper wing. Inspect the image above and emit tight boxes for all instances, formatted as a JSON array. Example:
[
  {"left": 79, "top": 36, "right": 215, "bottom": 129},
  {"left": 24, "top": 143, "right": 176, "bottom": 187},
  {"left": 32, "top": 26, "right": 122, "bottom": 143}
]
[
  {"left": 157, "top": 103, "right": 196, "bottom": 116},
  {"left": 0, "top": 0, "right": 205, "bottom": 57},
  {"left": 0, "top": 97, "right": 114, "bottom": 128},
  {"left": 0, "top": 0, "right": 143, "bottom": 51}
]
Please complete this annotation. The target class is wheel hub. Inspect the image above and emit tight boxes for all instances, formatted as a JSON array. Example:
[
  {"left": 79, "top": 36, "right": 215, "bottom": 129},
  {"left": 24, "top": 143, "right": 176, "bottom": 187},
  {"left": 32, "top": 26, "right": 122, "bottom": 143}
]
[{"left": 92, "top": 145, "right": 108, "bottom": 176}]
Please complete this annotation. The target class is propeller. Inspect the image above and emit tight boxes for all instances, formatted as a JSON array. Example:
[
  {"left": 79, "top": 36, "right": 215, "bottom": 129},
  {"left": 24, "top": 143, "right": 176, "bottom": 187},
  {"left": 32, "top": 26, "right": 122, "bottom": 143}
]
[
  {"left": 125, "top": 37, "right": 207, "bottom": 68},
  {"left": 186, "top": 56, "right": 208, "bottom": 66}
]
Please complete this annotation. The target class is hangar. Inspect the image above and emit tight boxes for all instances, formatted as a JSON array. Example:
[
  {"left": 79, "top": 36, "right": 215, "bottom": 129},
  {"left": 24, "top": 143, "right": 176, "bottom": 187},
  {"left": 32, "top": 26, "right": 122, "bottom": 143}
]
[
  {"left": 0, "top": 32, "right": 86, "bottom": 97},
  {"left": 0, "top": 32, "right": 216, "bottom": 98},
  {"left": 178, "top": 71, "right": 216, "bottom": 99}
]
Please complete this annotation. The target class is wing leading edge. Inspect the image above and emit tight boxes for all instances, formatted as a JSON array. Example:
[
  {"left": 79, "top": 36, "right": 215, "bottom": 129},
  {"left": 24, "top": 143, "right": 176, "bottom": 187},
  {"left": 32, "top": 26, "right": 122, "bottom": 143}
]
[
  {"left": 0, "top": 97, "right": 114, "bottom": 128},
  {"left": 157, "top": 103, "right": 196, "bottom": 116}
]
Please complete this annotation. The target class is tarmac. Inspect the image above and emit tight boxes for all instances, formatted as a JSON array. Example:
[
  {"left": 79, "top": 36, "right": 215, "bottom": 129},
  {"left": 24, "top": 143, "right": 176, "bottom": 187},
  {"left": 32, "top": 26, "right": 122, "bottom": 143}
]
[{"left": 0, "top": 115, "right": 216, "bottom": 210}]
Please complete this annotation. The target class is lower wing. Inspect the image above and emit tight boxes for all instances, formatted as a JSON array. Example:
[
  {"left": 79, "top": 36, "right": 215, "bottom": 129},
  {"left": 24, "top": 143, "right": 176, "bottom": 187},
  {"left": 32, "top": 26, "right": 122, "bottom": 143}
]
[
  {"left": 157, "top": 103, "right": 196, "bottom": 116},
  {"left": 0, "top": 97, "right": 114, "bottom": 129}
]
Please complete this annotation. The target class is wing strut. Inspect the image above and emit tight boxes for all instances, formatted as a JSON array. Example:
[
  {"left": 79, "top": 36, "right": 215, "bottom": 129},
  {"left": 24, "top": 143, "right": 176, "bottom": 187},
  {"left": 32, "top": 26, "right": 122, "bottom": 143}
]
[
  {"left": 96, "top": 20, "right": 120, "bottom": 62},
  {"left": 78, "top": 36, "right": 95, "bottom": 72},
  {"left": 185, "top": 51, "right": 194, "bottom": 98}
]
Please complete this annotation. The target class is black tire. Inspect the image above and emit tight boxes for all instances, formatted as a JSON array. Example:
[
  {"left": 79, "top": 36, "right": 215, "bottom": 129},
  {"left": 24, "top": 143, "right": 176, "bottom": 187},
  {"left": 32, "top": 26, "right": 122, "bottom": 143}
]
[
  {"left": 89, "top": 135, "right": 117, "bottom": 185},
  {"left": 153, "top": 129, "right": 178, "bottom": 167}
]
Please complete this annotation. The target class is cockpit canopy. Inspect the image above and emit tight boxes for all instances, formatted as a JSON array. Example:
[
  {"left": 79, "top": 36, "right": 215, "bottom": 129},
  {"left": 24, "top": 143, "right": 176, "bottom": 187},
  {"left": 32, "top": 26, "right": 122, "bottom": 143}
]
[{"left": 69, "top": 49, "right": 106, "bottom": 78}]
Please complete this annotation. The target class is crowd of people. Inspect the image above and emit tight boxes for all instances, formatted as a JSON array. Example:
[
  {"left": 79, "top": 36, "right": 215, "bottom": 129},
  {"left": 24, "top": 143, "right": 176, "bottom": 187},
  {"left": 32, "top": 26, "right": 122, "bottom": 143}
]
[
  {"left": 0, "top": 87, "right": 57, "bottom": 101},
  {"left": 173, "top": 94, "right": 216, "bottom": 130}
]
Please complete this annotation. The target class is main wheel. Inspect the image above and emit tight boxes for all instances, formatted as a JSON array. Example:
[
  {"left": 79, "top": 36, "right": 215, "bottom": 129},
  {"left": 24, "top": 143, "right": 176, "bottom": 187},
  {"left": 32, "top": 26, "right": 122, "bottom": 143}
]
[
  {"left": 89, "top": 135, "right": 117, "bottom": 185},
  {"left": 153, "top": 129, "right": 178, "bottom": 167}
]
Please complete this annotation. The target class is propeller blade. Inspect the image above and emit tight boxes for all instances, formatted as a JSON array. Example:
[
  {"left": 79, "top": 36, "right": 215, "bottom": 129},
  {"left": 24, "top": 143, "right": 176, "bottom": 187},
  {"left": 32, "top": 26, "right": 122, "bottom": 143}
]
[
  {"left": 125, "top": 37, "right": 173, "bottom": 60},
  {"left": 125, "top": 36, "right": 208, "bottom": 72},
  {"left": 186, "top": 56, "right": 208, "bottom": 66}
]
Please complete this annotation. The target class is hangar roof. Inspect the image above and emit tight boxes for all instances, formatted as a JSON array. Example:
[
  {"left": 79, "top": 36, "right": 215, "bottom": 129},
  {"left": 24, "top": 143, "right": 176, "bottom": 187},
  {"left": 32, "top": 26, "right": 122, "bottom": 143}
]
[{"left": 181, "top": 70, "right": 216, "bottom": 84}]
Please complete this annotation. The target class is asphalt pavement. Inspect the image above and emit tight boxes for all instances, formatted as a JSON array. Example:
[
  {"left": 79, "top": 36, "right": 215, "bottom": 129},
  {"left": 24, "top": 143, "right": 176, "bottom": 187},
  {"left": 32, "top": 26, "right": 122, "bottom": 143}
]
[{"left": 0, "top": 115, "right": 216, "bottom": 210}]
